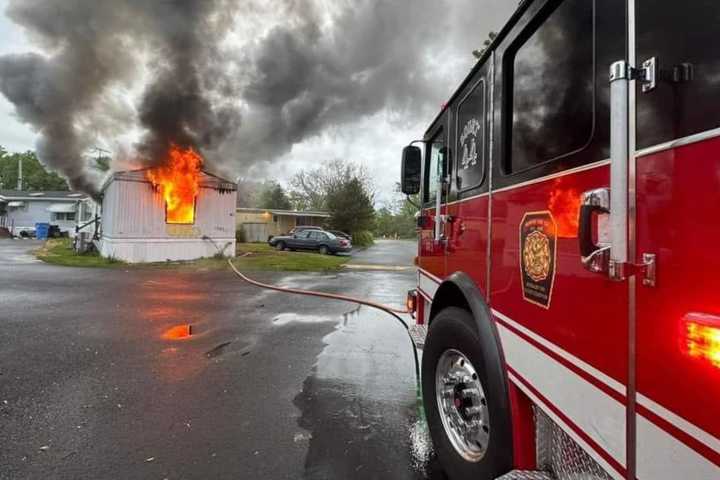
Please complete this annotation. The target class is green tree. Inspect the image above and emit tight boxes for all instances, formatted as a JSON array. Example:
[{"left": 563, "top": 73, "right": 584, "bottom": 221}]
[
  {"left": 289, "top": 159, "right": 374, "bottom": 211},
  {"left": 258, "top": 182, "right": 292, "bottom": 210},
  {"left": 373, "top": 186, "right": 419, "bottom": 239},
  {"left": 93, "top": 156, "right": 111, "bottom": 172},
  {"left": 0, "top": 149, "right": 69, "bottom": 191},
  {"left": 326, "top": 177, "right": 375, "bottom": 234}
]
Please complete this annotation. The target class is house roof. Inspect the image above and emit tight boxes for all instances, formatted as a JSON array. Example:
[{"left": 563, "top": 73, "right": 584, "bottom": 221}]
[
  {"left": 0, "top": 190, "right": 89, "bottom": 202},
  {"left": 236, "top": 207, "right": 330, "bottom": 218},
  {"left": 101, "top": 168, "right": 237, "bottom": 192}
]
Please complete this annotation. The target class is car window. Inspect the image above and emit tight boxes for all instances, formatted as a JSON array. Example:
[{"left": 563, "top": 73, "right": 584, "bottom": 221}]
[
  {"left": 325, "top": 232, "right": 336, "bottom": 240},
  {"left": 296, "top": 231, "right": 312, "bottom": 239}
]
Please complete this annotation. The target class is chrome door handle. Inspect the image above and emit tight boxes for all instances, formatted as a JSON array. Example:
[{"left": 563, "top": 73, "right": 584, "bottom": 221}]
[{"left": 579, "top": 188, "right": 610, "bottom": 273}]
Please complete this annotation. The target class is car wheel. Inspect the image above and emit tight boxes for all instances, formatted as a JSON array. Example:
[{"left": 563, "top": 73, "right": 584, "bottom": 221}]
[
  {"left": 275, "top": 241, "right": 286, "bottom": 251},
  {"left": 422, "top": 307, "right": 513, "bottom": 480},
  {"left": 318, "top": 245, "right": 329, "bottom": 255}
]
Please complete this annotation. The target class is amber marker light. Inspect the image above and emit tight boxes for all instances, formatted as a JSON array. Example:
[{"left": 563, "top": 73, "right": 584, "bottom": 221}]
[
  {"left": 682, "top": 312, "right": 720, "bottom": 368},
  {"left": 406, "top": 290, "right": 417, "bottom": 316}
]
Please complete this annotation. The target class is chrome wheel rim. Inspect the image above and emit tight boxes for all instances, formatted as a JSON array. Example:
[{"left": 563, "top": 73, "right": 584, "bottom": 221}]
[{"left": 435, "top": 349, "right": 490, "bottom": 462}]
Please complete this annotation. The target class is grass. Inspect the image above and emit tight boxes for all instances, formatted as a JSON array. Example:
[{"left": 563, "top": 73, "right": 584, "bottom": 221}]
[
  {"left": 36, "top": 238, "right": 127, "bottom": 268},
  {"left": 233, "top": 243, "right": 350, "bottom": 272},
  {"left": 35, "top": 239, "right": 350, "bottom": 272}
]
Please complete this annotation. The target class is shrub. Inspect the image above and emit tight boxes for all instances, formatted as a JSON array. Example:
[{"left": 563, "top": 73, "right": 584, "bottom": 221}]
[
  {"left": 352, "top": 230, "right": 374, "bottom": 247},
  {"left": 235, "top": 228, "right": 246, "bottom": 243}
]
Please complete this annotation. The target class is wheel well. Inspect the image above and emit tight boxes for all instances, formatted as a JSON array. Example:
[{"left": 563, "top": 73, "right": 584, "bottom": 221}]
[{"left": 429, "top": 281, "right": 472, "bottom": 324}]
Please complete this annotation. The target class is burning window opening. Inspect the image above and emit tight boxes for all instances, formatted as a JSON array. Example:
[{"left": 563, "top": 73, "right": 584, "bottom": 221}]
[{"left": 146, "top": 145, "right": 202, "bottom": 224}]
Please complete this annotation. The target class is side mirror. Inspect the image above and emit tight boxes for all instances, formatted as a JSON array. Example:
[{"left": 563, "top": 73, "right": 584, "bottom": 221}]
[{"left": 401, "top": 145, "right": 422, "bottom": 195}]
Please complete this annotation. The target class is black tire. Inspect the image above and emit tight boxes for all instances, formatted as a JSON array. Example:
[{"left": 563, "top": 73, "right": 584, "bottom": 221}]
[
  {"left": 318, "top": 245, "right": 329, "bottom": 255},
  {"left": 422, "top": 307, "right": 513, "bottom": 480},
  {"left": 275, "top": 241, "right": 286, "bottom": 251}
]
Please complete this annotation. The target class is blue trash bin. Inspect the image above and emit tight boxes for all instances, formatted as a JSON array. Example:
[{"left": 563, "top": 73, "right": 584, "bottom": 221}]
[{"left": 35, "top": 223, "right": 50, "bottom": 240}]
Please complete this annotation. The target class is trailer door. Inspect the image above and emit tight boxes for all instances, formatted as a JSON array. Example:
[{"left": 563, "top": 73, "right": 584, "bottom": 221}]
[{"left": 633, "top": 2, "right": 720, "bottom": 478}]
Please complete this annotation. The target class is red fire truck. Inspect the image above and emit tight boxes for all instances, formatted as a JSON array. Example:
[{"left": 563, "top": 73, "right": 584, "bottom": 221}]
[{"left": 400, "top": 1, "right": 720, "bottom": 479}]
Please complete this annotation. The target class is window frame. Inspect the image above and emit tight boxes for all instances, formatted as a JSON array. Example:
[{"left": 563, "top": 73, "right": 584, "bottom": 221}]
[
  {"left": 501, "top": 0, "right": 598, "bottom": 177},
  {"left": 164, "top": 196, "right": 197, "bottom": 225},
  {"left": 454, "top": 77, "right": 487, "bottom": 193},
  {"left": 423, "top": 127, "right": 446, "bottom": 206}
]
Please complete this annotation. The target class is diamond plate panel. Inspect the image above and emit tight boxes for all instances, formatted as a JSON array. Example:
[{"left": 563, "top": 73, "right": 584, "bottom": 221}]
[
  {"left": 534, "top": 408, "right": 613, "bottom": 480},
  {"left": 496, "top": 470, "right": 555, "bottom": 480},
  {"left": 409, "top": 324, "right": 427, "bottom": 349}
]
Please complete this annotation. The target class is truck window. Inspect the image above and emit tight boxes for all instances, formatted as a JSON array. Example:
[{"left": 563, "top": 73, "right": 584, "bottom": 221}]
[
  {"left": 424, "top": 130, "right": 445, "bottom": 204},
  {"left": 637, "top": 1, "right": 720, "bottom": 149},
  {"left": 456, "top": 79, "right": 486, "bottom": 191},
  {"left": 504, "top": 0, "right": 595, "bottom": 173}
]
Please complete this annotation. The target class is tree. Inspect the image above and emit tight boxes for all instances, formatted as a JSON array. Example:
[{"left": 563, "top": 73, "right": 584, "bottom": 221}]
[
  {"left": 93, "top": 155, "right": 111, "bottom": 172},
  {"left": 0, "top": 149, "right": 69, "bottom": 191},
  {"left": 325, "top": 177, "right": 375, "bottom": 234},
  {"left": 373, "top": 185, "right": 419, "bottom": 239},
  {"left": 473, "top": 31, "right": 497, "bottom": 59},
  {"left": 258, "top": 182, "right": 292, "bottom": 210},
  {"left": 289, "top": 159, "right": 374, "bottom": 211}
]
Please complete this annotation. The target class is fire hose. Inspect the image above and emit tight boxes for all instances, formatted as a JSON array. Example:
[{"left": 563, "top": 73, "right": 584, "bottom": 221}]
[
  {"left": 227, "top": 255, "right": 421, "bottom": 388},
  {"left": 202, "top": 237, "right": 421, "bottom": 388}
]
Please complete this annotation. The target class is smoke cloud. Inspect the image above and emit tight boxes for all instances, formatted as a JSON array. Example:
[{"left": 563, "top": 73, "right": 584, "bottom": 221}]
[{"left": 0, "top": 0, "right": 513, "bottom": 195}]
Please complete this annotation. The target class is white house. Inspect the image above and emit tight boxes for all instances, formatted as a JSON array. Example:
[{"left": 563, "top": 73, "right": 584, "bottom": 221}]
[
  {"left": 98, "top": 169, "right": 237, "bottom": 263},
  {"left": 0, "top": 190, "right": 96, "bottom": 237}
]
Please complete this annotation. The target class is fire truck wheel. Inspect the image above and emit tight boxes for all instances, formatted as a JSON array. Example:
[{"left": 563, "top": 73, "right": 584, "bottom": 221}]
[{"left": 422, "top": 307, "right": 513, "bottom": 480}]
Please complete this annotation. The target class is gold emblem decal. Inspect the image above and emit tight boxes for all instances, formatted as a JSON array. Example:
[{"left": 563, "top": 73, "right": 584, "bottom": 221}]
[{"left": 520, "top": 211, "right": 557, "bottom": 308}]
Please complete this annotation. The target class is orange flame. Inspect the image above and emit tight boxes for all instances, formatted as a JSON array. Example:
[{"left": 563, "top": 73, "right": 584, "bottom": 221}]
[
  {"left": 548, "top": 182, "right": 581, "bottom": 239},
  {"left": 146, "top": 145, "right": 202, "bottom": 224},
  {"left": 162, "top": 324, "right": 193, "bottom": 340}
]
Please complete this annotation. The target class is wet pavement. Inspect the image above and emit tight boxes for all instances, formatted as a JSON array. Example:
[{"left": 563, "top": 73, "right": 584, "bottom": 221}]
[
  {"left": 347, "top": 239, "right": 417, "bottom": 269},
  {"left": 0, "top": 240, "right": 445, "bottom": 479}
]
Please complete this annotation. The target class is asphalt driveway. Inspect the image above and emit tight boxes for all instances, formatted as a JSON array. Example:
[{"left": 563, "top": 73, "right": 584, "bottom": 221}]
[
  {"left": 347, "top": 239, "right": 416, "bottom": 270},
  {"left": 0, "top": 240, "right": 441, "bottom": 480}
]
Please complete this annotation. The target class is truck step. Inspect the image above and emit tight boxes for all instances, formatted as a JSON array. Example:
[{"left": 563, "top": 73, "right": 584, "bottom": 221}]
[
  {"left": 496, "top": 471, "right": 555, "bottom": 480},
  {"left": 408, "top": 324, "right": 427, "bottom": 349}
]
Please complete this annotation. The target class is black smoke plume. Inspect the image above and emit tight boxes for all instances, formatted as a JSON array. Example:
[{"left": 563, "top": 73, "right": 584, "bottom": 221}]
[
  {"left": 0, "top": 0, "right": 239, "bottom": 196},
  {"left": 0, "top": 0, "right": 513, "bottom": 195}
]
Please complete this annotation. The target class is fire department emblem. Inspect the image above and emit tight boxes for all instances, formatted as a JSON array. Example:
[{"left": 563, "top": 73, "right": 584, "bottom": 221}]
[
  {"left": 459, "top": 118, "right": 481, "bottom": 170},
  {"left": 520, "top": 211, "right": 557, "bottom": 308}
]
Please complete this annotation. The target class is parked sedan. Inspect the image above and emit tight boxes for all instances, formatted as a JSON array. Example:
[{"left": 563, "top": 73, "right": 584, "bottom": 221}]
[
  {"left": 269, "top": 229, "right": 351, "bottom": 255},
  {"left": 327, "top": 230, "right": 351, "bottom": 240}
]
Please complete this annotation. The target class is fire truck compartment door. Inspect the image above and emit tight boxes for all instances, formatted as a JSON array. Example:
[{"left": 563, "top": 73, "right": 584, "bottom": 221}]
[{"left": 634, "top": 2, "right": 720, "bottom": 478}]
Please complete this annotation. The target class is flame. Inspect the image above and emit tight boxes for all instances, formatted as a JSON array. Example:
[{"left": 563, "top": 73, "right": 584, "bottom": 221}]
[
  {"left": 548, "top": 182, "right": 581, "bottom": 238},
  {"left": 146, "top": 145, "right": 202, "bottom": 224},
  {"left": 162, "top": 324, "right": 193, "bottom": 340}
]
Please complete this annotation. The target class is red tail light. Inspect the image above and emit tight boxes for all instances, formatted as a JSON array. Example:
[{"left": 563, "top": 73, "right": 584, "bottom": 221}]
[
  {"left": 682, "top": 312, "right": 720, "bottom": 368},
  {"left": 340, "top": 239, "right": 349, "bottom": 246}
]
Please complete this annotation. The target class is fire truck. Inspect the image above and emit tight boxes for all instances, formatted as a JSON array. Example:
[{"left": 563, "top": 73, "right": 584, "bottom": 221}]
[{"left": 400, "top": 1, "right": 720, "bottom": 479}]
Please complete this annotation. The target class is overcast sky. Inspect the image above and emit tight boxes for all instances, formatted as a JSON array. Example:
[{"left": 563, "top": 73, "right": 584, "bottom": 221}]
[{"left": 0, "top": 0, "right": 515, "bottom": 204}]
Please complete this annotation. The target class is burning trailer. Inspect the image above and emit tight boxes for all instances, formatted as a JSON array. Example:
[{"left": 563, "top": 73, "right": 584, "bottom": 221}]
[{"left": 98, "top": 147, "right": 237, "bottom": 263}]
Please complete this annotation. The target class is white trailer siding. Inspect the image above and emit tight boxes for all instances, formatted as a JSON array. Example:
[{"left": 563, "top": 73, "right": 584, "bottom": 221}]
[{"left": 99, "top": 170, "right": 237, "bottom": 263}]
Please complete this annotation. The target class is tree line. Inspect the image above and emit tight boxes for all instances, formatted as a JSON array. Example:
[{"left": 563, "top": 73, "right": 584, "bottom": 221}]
[
  {"left": 1, "top": 146, "right": 419, "bottom": 240},
  {"left": 239, "top": 160, "right": 417, "bottom": 239}
]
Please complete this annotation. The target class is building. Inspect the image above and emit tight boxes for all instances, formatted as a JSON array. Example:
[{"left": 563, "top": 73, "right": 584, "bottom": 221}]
[
  {"left": 0, "top": 190, "right": 95, "bottom": 237},
  {"left": 98, "top": 169, "right": 237, "bottom": 263},
  {"left": 236, "top": 207, "right": 330, "bottom": 242}
]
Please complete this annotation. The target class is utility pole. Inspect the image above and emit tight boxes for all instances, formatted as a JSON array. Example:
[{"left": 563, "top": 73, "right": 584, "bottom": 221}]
[{"left": 16, "top": 156, "right": 22, "bottom": 191}]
